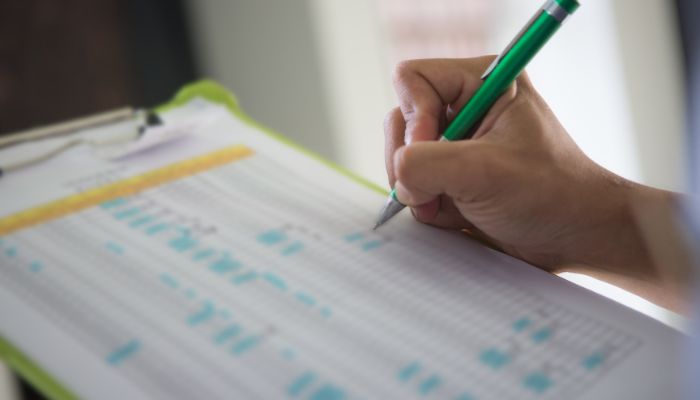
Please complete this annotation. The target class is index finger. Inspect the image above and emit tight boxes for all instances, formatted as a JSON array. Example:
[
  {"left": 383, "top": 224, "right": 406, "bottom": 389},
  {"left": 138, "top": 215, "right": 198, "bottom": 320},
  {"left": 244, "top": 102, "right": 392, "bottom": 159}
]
[{"left": 391, "top": 56, "right": 496, "bottom": 145}]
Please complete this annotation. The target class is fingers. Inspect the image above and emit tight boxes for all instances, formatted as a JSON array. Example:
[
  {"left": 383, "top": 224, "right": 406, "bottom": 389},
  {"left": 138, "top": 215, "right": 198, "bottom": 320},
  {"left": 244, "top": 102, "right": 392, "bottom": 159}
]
[
  {"left": 393, "top": 140, "right": 490, "bottom": 207},
  {"left": 418, "top": 195, "right": 469, "bottom": 228},
  {"left": 384, "top": 57, "right": 531, "bottom": 233},
  {"left": 385, "top": 57, "right": 497, "bottom": 189},
  {"left": 391, "top": 57, "right": 496, "bottom": 144},
  {"left": 412, "top": 194, "right": 504, "bottom": 252},
  {"left": 383, "top": 107, "right": 405, "bottom": 186},
  {"left": 411, "top": 195, "right": 470, "bottom": 229}
]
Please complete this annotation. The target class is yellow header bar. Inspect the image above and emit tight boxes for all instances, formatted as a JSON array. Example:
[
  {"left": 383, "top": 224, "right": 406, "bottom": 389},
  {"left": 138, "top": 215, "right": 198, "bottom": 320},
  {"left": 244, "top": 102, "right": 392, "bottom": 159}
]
[{"left": 0, "top": 145, "right": 254, "bottom": 236}]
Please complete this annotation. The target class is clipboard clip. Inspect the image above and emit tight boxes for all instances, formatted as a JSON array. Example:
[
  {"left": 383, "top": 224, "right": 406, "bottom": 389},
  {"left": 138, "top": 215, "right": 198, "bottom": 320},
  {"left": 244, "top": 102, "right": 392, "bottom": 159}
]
[{"left": 0, "top": 109, "right": 169, "bottom": 178}]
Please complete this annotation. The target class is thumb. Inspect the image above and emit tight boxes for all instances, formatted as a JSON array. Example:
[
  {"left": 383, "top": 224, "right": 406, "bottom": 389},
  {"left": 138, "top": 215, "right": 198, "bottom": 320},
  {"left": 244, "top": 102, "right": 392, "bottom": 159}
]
[{"left": 393, "top": 140, "right": 492, "bottom": 207}]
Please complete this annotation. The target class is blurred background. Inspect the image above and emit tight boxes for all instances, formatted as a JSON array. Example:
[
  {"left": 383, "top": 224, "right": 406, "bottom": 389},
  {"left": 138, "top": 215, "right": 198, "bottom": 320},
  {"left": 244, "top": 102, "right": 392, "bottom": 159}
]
[{"left": 0, "top": 0, "right": 697, "bottom": 398}]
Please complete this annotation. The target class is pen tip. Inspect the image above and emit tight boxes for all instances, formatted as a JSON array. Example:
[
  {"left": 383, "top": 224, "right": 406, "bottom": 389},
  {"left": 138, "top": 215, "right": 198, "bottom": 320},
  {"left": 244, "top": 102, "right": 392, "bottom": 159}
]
[{"left": 373, "top": 196, "right": 406, "bottom": 230}]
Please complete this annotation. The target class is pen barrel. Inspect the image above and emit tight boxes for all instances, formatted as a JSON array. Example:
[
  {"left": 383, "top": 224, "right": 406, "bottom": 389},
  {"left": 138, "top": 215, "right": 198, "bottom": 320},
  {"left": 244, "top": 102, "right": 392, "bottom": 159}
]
[{"left": 442, "top": 11, "right": 563, "bottom": 141}]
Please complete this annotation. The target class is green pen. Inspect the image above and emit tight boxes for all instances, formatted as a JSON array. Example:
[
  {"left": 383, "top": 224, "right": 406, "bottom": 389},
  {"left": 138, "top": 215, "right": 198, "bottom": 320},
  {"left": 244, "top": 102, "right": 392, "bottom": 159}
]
[{"left": 373, "top": 0, "right": 580, "bottom": 230}]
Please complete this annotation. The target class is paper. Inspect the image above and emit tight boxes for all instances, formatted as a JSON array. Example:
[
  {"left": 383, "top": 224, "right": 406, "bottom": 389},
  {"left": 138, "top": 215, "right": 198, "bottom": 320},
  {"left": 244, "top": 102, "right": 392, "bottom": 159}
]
[{"left": 0, "top": 99, "right": 683, "bottom": 400}]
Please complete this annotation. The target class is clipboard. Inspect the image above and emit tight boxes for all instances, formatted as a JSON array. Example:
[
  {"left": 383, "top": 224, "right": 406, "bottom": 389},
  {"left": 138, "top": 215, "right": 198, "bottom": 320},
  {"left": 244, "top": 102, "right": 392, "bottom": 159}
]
[{"left": 0, "top": 81, "right": 684, "bottom": 400}]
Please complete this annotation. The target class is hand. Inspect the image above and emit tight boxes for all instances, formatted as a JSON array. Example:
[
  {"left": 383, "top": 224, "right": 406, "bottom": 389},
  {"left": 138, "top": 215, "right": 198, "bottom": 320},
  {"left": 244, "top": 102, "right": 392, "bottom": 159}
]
[{"left": 385, "top": 57, "right": 680, "bottom": 310}]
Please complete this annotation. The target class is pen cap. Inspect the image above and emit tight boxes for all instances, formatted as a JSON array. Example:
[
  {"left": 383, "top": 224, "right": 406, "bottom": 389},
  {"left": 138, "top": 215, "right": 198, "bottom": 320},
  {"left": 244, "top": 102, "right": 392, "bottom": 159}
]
[{"left": 554, "top": 0, "right": 580, "bottom": 14}]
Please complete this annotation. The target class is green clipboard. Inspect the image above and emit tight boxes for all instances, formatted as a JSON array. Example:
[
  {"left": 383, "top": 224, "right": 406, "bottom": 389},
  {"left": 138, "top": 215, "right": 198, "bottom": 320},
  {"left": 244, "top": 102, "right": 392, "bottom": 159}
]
[{"left": 0, "top": 79, "right": 386, "bottom": 400}]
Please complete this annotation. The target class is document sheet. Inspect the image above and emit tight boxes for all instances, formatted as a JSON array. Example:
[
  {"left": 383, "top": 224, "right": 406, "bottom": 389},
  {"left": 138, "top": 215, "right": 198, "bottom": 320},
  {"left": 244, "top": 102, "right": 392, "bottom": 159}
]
[{"left": 0, "top": 99, "right": 682, "bottom": 399}]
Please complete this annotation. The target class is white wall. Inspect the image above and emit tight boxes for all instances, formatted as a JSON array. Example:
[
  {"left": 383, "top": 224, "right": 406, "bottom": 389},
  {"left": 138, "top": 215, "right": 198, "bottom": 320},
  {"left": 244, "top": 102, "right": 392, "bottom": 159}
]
[
  {"left": 612, "top": 0, "right": 686, "bottom": 190},
  {"left": 185, "top": 0, "right": 338, "bottom": 161},
  {"left": 308, "top": 0, "right": 396, "bottom": 185},
  {"left": 187, "top": 0, "right": 397, "bottom": 187}
]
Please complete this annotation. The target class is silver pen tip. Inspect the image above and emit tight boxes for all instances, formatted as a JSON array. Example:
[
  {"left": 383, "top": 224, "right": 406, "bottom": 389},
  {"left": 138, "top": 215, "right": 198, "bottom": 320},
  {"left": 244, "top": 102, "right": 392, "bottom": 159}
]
[{"left": 373, "top": 196, "right": 406, "bottom": 230}]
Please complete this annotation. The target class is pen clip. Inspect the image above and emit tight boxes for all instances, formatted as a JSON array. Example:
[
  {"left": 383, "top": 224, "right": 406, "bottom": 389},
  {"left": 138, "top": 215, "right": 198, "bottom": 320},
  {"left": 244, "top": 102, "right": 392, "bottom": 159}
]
[{"left": 480, "top": 6, "right": 546, "bottom": 80}]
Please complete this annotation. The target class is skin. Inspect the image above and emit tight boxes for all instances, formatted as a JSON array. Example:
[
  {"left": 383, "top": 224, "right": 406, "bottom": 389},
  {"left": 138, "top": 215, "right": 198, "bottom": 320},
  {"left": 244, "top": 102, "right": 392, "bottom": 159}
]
[{"left": 384, "top": 57, "right": 685, "bottom": 312}]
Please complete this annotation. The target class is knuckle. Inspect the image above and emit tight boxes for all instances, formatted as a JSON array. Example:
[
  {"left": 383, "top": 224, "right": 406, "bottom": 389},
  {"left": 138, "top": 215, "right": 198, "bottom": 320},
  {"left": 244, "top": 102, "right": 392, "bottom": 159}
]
[
  {"left": 475, "top": 54, "right": 498, "bottom": 68},
  {"left": 394, "top": 145, "right": 415, "bottom": 183},
  {"left": 392, "top": 60, "right": 417, "bottom": 85},
  {"left": 514, "top": 70, "right": 534, "bottom": 96}
]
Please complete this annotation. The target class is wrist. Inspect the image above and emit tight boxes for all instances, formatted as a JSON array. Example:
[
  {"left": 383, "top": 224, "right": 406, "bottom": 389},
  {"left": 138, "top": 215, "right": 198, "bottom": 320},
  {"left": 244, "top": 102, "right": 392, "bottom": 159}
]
[
  {"left": 559, "top": 173, "right": 685, "bottom": 309},
  {"left": 567, "top": 175, "right": 652, "bottom": 273}
]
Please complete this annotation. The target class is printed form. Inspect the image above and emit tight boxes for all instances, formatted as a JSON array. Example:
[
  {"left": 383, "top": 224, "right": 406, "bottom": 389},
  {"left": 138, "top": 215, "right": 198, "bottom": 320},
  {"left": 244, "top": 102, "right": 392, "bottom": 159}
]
[{"left": 0, "top": 99, "right": 682, "bottom": 399}]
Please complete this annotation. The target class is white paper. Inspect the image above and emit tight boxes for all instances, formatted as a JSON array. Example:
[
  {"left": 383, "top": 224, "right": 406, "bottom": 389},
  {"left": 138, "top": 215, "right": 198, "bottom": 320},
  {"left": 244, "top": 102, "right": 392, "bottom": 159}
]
[{"left": 0, "top": 99, "right": 683, "bottom": 399}]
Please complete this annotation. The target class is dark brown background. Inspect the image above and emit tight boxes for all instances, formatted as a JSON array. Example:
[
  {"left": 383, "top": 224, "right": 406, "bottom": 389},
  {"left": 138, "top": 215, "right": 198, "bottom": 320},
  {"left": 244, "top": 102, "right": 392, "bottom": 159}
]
[{"left": 0, "top": 0, "right": 196, "bottom": 136}]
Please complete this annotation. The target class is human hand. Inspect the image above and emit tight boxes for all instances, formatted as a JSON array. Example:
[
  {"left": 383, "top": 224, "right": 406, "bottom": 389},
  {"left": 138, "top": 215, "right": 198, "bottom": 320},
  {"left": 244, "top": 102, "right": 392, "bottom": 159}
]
[{"left": 385, "top": 57, "right": 678, "bottom": 309}]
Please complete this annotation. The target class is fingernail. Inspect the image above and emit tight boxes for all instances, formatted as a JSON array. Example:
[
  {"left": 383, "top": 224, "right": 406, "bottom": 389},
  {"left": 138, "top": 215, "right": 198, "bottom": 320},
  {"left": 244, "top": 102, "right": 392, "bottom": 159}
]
[{"left": 394, "top": 181, "right": 410, "bottom": 205}]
